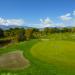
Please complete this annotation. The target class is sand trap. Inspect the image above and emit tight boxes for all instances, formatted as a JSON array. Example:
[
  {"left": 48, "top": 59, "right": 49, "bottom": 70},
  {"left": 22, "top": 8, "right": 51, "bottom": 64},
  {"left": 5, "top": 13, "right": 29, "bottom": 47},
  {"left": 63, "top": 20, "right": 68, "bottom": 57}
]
[{"left": 0, "top": 51, "right": 30, "bottom": 70}]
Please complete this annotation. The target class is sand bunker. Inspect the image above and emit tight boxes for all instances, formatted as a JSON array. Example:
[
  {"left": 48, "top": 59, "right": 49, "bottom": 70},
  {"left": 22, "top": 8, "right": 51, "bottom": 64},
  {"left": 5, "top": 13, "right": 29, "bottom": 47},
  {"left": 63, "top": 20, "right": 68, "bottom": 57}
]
[{"left": 0, "top": 51, "right": 30, "bottom": 70}]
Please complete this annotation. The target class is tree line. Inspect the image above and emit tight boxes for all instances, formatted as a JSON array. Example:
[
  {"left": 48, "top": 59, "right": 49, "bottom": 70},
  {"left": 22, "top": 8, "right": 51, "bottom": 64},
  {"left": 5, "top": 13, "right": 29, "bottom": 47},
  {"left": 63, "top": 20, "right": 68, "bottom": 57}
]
[
  {"left": 0, "top": 27, "right": 75, "bottom": 42},
  {"left": 0, "top": 28, "right": 40, "bottom": 42}
]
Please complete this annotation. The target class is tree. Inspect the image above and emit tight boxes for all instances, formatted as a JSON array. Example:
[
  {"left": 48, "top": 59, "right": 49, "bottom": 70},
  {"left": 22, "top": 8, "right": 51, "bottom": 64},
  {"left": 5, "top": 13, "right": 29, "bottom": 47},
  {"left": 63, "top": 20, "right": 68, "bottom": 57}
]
[
  {"left": 43, "top": 27, "right": 50, "bottom": 34},
  {"left": 32, "top": 28, "right": 40, "bottom": 38},
  {"left": 71, "top": 27, "right": 75, "bottom": 33},
  {"left": 17, "top": 29, "right": 25, "bottom": 41},
  {"left": 0, "top": 28, "right": 4, "bottom": 38},
  {"left": 61, "top": 27, "right": 71, "bottom": 33},
  {"left": 25, "top": 29, "right": 33, "bottom": 40}
]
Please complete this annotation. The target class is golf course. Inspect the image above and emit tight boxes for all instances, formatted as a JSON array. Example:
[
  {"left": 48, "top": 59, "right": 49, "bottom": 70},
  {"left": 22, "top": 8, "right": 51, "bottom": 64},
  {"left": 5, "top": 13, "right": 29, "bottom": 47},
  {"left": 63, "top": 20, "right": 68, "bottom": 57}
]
[
  {"left": 0, "top": 33, "right": 75, "bottom": 75},
  {"left": 0, "top": 0, "right": 75, "bottom": 75}
]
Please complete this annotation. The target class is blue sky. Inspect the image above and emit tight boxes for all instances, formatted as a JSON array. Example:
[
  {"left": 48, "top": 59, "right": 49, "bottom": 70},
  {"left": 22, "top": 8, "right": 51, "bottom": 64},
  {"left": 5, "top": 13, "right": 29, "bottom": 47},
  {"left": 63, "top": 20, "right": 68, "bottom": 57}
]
[{"left": 0, "top": 0, "right": 75, "bottom": 27}]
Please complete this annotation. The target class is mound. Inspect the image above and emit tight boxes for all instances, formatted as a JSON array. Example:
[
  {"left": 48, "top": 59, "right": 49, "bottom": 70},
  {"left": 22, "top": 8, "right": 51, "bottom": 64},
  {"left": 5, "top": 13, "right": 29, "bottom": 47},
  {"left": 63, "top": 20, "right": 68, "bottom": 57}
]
[{"left": 0, "top": 51, "right": 30, "bottom": 70}]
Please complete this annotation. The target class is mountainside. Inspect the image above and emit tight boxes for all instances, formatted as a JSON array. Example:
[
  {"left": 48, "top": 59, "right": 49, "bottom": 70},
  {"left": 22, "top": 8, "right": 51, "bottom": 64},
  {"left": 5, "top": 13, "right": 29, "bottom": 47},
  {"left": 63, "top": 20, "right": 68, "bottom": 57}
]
[{"left": 0, "top": 25, "right": 30, "bottom": 30}]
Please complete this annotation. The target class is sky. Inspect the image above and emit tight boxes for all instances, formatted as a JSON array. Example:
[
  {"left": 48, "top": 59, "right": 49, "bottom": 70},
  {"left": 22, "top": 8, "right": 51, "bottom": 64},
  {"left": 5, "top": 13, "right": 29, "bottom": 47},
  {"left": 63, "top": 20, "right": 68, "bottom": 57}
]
[{"left": 0, "top": 0, "right": 75, "bottom": 28}]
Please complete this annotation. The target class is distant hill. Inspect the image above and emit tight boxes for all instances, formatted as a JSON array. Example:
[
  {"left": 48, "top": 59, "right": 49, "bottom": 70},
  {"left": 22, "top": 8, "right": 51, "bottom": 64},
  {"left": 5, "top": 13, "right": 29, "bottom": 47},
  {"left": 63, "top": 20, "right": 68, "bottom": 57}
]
[{"left": 0, "top": 25, "right": 31, "bottom": 30}]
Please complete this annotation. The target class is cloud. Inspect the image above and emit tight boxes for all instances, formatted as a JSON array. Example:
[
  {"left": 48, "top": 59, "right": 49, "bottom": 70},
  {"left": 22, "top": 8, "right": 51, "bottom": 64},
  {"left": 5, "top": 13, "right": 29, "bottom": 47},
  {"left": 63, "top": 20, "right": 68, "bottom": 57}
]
[
  {"left": 73, "top": 11, "right": 75, "bottom": 16},
  {"left": 0, "top": 18, "right": 25, "bottom": 26},
  {"left": 33, "top": 17, "right": 67, "bottom": 28},
  {"left": 59, "top": 11, "right": 75, "bottom": 27},
  {"left": 35, "top": 11, "right": 75, "bottom": 28},
  {"left": 60, "top": 13, "right": 72, "bottom": 21},
  {"left": 54, "top": 23, "right": 65, "bottom": 27},
  {"left": 40, "top": 17, "right": 53, "bottom": 27}
]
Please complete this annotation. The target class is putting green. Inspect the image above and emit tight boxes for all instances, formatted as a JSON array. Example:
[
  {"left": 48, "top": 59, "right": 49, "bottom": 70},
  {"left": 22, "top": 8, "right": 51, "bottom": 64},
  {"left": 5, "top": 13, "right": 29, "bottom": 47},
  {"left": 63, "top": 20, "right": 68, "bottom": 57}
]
[{"left": 31, "top": 40, "right": 75, "bottom": 66}]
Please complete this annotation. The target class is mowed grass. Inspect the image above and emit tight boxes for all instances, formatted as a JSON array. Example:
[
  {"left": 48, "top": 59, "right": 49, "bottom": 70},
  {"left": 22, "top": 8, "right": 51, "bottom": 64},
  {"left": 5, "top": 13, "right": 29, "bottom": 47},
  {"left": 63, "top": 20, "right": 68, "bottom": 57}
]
[
  {"left": 31, "top": 40, "right": 75, "bottom": 75},
  {"left": 31, "top": 40, "right": 75, "bottom": 63},
  {"left": 1, "top": 37, "right": 75, "bottom": 75}
]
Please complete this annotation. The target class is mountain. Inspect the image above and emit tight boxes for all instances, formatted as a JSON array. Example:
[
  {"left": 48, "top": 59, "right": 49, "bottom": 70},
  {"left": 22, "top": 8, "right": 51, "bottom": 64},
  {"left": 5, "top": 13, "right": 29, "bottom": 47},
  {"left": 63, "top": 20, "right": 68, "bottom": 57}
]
[
  {"left": 0, "top": 25, "right": 30, "bottom": 30},
  {"left": 0, "top": 25, "right": 9, "bottom": 30}
]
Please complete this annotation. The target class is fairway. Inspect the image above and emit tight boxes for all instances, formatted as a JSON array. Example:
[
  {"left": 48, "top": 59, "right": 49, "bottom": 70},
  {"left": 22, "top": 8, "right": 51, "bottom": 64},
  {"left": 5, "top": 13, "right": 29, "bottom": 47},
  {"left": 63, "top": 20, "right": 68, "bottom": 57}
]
[{"left": 31, "top": 40, "right": 75, "bottom": 67}]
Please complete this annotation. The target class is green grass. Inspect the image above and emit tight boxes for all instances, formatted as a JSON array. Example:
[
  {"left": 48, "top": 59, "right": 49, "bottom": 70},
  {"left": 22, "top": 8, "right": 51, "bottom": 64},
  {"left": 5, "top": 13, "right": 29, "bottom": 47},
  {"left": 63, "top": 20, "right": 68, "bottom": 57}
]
[
  {"left": 41, "top": 33, "right": 75, "bottom": 41},
  {"left": 1, "top": 33, "right": 75, "bottom": 75},
  {"left": 31, "top": 40, "right": 75, "bottom": 63},
  {"left": 31, "top": 40, "right": 75, "bottom": 75},
  {"left": 0, "top": 40, "right": 57, "bottom": 75}
]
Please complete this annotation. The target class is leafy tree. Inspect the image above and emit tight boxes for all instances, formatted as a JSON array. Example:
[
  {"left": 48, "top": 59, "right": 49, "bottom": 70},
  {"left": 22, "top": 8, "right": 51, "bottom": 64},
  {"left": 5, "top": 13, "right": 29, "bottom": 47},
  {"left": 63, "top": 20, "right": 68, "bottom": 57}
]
[
  {"left": 17, "top": 29, "right": 25, "bottom": 41},
  {"left": 25, "top": 29, "right": 33, "bottom": 40},
  {"left": 0, "top": 28, "right": 4, "bottom": 38}
]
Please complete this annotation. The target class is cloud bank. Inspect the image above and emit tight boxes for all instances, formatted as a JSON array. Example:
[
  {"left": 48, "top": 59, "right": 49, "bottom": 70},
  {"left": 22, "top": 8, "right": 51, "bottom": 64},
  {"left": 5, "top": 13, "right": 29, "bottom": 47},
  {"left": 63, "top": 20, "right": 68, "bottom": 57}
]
[
  {"left": 37, "top": 10, "right": 75, "bottom": 28},
  {"left": 60, "top": 13, "right": 72, "bottom": 21},
  {"left": 59, "top": 11, "right": 75, "bottom": 27},
  {"left": 0, "top": 18, "right": 25, "bottom": 26},
  {"left": 0, "top": 10, "right": 75, "bottom": 28},
  {"left": 40, "top": 17, "right": 53, "bottom": 27},
  {"left": 73, "top": 11, "right": 75, "bottom": 16}
]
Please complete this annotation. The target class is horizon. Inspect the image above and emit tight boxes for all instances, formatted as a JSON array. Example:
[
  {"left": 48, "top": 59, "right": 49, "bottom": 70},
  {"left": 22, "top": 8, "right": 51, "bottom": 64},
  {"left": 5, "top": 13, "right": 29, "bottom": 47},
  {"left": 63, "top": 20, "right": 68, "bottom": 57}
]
[{"left": 0, "top": 0, "right": 75, "bottom": 28}]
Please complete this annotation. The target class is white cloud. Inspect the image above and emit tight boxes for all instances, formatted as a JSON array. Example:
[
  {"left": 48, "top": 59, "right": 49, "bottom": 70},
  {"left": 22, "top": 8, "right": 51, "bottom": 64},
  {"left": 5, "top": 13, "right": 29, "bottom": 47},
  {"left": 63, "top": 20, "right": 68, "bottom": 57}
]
[
  {"left": 60, "top": 13, "right": 72, "bottom": 21},
  {"left": 73, "top": 11, "right": 75, "bottom": 16},
  {"left": 0, "top": 18, "right": 25, "bottom": 26},
  {"left": 36, "top": 11, "right": 75, "bottom": 28},
  {"left": 59, "top": 11, "right": 75, "bottom": 27},
  {"left": 40, "top": 17, "right": 53, "bottom": 27},
  {"left": 54, "top": 23, "right": 66, "bottom": 27},
  {"left": 33, "top": 17, "right": 66, "bottom": 28}
]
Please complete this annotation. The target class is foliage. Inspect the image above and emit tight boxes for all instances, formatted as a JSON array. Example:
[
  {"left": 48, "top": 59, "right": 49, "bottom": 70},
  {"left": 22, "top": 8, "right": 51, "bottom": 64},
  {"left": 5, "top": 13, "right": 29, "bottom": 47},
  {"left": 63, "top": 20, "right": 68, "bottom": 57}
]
[
  {"left": 0, "top": 28, "right": 4, "bottom": 38},
  {"left": 1, "top": 27, "right": 75, "bottom": 41}
]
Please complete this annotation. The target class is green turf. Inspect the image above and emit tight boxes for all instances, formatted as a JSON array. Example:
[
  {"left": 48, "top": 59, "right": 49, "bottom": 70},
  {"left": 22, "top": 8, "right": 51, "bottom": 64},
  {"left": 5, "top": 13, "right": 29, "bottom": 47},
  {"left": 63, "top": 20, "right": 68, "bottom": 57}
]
[
  {"left": 0, "top": 40, "right": 57, "bottom": 75},
  {"left": 31, "top": 40, "right": 75, "bottom": 75},
  {"left": 1, "top": 38, "right": 75, "bottom": 75}
]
